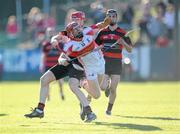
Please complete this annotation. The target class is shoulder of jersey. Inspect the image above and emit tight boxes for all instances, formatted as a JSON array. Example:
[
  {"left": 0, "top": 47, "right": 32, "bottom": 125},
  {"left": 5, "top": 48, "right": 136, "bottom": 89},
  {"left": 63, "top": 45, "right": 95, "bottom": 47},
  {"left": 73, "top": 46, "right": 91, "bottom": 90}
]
[
  {"left": 116, "top": 27, "right": 126, "bottom": 34},
  {"left": 100, "top": 26, "right": 109, "bottom": 32},
  {"left": 83, "top": 26, "right": 92, "bottom": 34}
]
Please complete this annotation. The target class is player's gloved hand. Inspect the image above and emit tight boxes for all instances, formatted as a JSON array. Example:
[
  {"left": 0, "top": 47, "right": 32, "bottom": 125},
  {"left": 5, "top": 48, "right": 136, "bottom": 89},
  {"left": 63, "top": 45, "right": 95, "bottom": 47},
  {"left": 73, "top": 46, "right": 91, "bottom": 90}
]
[
  {"left": 96, "top": 16, "right": 111, "bottom": 29},
  {"left": 118, "top": 38, "right": 132, "bottom": 53},
  {"left": 51, "top": 39, "right": 59, "bottom": 48},
  {"left": 103, "top": 16, "right": 111, "bottom": 25},
  {"left": 59, "top": 34, "right": 69, "bottom": 44},
  {"left": 51, "top": 33, "right": 70, "bottom": 48},
  {"left": 58, "top": 57, "right": 69, "bottom": 66},
  {"left": 122, "top": 36, "right": 133, "bottom": 47}
]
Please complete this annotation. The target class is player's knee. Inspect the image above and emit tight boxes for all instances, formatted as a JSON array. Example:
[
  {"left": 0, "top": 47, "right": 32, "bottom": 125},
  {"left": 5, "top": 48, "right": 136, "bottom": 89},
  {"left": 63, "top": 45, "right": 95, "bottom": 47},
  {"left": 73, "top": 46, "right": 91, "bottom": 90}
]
[
  {"left": 93, "top": 91, "right": 101, "bottom": 99},
  {"left": 100, "top": 85, "right": 106, "bottom": 91},
  {"left": 110, "top": 88, "right": 116, "bottom": 95},
  {"left": 40, "top": 75, "right": 50, "bottom": 85},
  {"left": 40, "top": 76, "right": 45, "bottom": 84},
  {"left": 69, "top": 81, "right": 79, "bottom": 92}
]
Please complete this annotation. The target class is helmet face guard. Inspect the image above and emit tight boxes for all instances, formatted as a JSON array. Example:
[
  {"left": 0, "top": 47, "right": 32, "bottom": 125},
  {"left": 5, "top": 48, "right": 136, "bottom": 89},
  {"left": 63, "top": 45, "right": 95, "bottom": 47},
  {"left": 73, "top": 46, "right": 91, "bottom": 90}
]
[
  {"left": 72, "top": 26, "right": 83, "bottom": 38},
  {"left": 66, "top": 22, "right": 83, "bottom": 39},
  {"left": 106, "top": 9, "right": 118, "bottom": 26}
]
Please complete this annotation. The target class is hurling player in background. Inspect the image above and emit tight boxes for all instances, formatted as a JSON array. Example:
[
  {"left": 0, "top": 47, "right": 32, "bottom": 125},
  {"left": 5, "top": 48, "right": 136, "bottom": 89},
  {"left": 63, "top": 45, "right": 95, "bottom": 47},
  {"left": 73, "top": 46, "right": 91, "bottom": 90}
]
[
  {"left": 40, "top": 27, "right": 65, "bottom": 101},
  {"left": 95, "top": 9, "right": 132, "bottom": 115}
]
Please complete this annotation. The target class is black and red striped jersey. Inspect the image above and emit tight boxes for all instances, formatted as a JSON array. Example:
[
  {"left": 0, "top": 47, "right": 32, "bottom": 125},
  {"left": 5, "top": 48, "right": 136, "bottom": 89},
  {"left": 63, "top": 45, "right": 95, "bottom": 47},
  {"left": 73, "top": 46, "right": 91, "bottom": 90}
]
[
  {"left": 95, "top": 26, "right": 126, "bottom": 59},
  {"left": 41, "top": 40, "right": 61, "bottom": 68}
]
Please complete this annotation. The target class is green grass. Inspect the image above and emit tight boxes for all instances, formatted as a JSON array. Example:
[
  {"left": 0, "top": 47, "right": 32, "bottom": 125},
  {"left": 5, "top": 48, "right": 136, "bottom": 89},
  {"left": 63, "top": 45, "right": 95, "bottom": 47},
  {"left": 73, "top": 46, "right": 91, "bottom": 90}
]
[{"left": 0, "top": 81, "right": 180, "bottom": 134}]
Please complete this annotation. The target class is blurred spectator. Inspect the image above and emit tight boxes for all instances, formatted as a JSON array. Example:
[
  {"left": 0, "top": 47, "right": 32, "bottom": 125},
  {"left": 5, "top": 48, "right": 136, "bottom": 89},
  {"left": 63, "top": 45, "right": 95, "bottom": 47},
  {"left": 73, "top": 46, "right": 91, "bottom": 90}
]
[
  {"left": 65, "top": 8, "right": 77, "bottom": 26},
  {"left": 44, "top": 14, "right": 56, "bottom": 28},
  {"left": 35, "top": 13, "right": 45, "bottom": 33},
  {"left": 27, "top": 7, "right": 40, "bottom": 30},
  {"left": 26, "top": 7, "right": 57, "bottom": 47},
  {"left": 120, "top": 3, "right": 134, "bottom": 29},
  {"left": 26, "top": 7, "right": 41, "bottom": 40},
  {"left": 156, "top": 0, "right": 166, "bottom": 17},
  {"left": 138, "top": 0, "right": 152, "bottom": 44},
  {"left": 90, "top": 1, "right": 106, "bottom": 23},
  {"left": 163, "top": 2, "right": 175, "bottom": 40},
  {"left": 147, "top": 5, "right": 168, "bottom": 47},
  {"left": 6, "top": 15, "right": 18, "bottom": 39}
]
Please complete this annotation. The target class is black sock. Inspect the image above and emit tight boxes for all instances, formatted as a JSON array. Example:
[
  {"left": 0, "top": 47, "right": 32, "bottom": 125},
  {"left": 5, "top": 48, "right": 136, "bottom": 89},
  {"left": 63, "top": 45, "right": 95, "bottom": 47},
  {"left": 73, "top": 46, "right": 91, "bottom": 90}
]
[
  {"left": 107, "top": 103, "right": 113, "bottom": 112},
  {"left": 37, "top": 103, "right": 45, "bottom": 111},
  {"left": 84, "top": 106, "right": 92, "bottom": 114}
]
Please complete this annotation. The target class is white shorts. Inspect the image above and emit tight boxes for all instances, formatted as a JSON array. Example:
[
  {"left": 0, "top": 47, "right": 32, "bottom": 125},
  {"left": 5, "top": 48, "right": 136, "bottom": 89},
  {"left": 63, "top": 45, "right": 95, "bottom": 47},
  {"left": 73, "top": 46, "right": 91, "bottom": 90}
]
[
  {"left": 79, "top": 50, "right": 105, "bottom": 80},
  {"left": 84, "top": 63, "right": 105, "bottom": 80}
]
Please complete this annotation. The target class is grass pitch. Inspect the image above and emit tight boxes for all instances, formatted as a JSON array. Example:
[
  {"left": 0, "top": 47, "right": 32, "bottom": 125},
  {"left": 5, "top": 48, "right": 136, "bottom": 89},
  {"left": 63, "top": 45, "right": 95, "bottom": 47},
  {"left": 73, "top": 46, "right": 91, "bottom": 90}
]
[{"left": 0, "top": 81, "right": 180, "bottom": 134}]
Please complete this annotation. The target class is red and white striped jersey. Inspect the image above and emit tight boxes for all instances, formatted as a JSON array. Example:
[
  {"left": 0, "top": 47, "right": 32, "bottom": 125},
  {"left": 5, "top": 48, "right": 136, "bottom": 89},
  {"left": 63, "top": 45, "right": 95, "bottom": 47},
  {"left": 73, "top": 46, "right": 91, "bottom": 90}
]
[
  {"left": 62, "top": 26, "right": 104, "bottom": 68},
  {"left": 63, "top": 26, "right": 96, "bottom": 57}
]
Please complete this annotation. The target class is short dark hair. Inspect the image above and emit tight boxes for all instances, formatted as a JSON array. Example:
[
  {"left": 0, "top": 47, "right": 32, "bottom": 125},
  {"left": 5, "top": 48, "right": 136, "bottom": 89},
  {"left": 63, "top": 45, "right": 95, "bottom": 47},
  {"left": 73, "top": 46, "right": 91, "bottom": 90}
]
[{"left": 106, "top": 9, "right": 117, "bottom": 16}]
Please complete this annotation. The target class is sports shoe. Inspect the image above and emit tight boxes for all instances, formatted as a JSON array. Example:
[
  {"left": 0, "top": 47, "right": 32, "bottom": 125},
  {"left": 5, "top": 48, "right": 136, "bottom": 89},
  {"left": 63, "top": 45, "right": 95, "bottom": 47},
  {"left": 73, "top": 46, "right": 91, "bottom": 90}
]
[
  {"left": 105, "top": 110, "right": 111, "bottom": 116},
  {"left": 84, "top": 112, "right": 97, "bottom": 123},
  {"left": 24, "top": 108, "right": 44, "bottom": 118},
  {"left": 61, "top": 95, "right": 65, "bottom": 100},
  {"left": 79, "top": 103, "right": 86, "bottom": 121}
]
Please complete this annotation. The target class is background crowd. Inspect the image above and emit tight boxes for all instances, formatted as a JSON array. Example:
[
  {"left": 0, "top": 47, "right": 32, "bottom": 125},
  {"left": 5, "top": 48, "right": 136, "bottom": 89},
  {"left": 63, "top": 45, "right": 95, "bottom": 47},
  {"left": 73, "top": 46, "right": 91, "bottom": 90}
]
[{"left": 0, "top": 0, "right": 179, "bottom": 81}]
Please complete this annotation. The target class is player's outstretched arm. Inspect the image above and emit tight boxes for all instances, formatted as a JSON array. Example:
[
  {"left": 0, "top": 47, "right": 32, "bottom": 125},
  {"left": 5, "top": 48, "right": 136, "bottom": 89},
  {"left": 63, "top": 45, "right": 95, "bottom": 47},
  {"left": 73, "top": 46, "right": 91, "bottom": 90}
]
[
  {"left": 51, "top": 35, "right": 59, "bottom": 48},
  {"left": 96, "top": 17, "right": 111, "bottom": 30},
  {"left": 89, "top": 17, "right": 111, "bottom": 35},
  {"left": 51, "top": 32, "right": 69, "bottom": 48},
  {"left": 117, "top": 37, "right": 133, "bottom": 53}
]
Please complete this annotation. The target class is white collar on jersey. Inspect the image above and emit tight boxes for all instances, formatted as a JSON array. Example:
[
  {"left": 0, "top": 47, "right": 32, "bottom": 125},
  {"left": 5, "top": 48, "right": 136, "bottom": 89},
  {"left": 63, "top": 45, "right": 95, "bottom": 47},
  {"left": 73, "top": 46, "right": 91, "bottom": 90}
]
[{"left": 109, "top": 24, "right": 118, "bottom": 31}]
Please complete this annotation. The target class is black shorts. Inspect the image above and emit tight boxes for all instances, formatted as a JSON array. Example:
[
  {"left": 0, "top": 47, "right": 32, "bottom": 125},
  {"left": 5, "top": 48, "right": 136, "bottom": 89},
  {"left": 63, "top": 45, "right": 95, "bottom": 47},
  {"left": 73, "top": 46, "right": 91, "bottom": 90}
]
[
  {"left": 105, "top": 58, "right": 122, "bottom": 75},
  {"left": 49, "top": 63, "right": 84, "bottom": 80}
]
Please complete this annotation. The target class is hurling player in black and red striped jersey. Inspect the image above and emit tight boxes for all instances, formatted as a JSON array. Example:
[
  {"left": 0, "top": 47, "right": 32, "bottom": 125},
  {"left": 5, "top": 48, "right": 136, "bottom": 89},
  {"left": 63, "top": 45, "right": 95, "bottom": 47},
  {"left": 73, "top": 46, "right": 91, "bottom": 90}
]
[
  {"left": 40, "top": 27, "right": 65, "bottom": 101},
  {"left": 95, "top": 9, "right": 132, "bottom": 115}
]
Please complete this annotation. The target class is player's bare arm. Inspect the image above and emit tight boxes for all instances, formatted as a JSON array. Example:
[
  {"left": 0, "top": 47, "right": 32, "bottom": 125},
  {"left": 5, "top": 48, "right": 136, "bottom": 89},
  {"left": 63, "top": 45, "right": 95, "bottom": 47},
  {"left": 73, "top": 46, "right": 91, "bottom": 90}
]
[{"left": 117, "top": 37, "right": 133, "bottom": 53}]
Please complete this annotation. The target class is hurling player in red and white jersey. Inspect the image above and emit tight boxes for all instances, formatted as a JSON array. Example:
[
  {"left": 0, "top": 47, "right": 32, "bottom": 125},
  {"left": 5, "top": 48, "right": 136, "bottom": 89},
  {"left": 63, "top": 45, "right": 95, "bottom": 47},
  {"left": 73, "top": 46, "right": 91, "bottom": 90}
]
[
  {"left": 55, "top": 13, "right": 111, "bottom": 98},
  {"left": 58, "top": 22, "right": 106, "bottom": 100},
  {"left": 25, "top": 11, "right": 110, "bottom": 122}
]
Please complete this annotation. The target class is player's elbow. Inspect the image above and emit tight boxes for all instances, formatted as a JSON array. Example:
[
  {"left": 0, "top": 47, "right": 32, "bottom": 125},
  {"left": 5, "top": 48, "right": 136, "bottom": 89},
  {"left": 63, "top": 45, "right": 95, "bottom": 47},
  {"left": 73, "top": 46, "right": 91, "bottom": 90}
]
[
  {"left": 127, "top": 48, "right": 132, "bottom": 53},
  {"left": 126, "top": 46, "right": 132, "bottom": 53},
  {"left": 51, "top": 35, "right": 58, "bottom": 43},
  {"left": 91, "top": 90, "right": 101, "bottom": 99}
]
